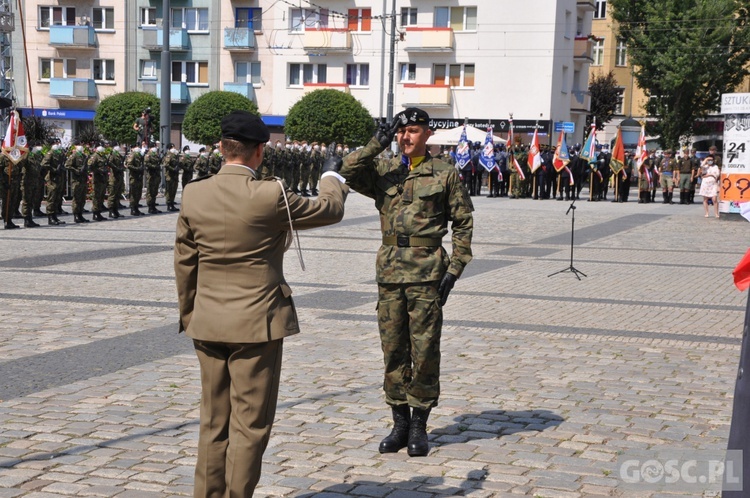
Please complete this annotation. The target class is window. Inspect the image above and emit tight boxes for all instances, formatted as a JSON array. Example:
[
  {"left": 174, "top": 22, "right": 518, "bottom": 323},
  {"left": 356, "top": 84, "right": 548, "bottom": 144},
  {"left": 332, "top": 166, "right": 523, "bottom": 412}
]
[
  {"left": 346, "top": 64, "right": 369, "bottom": 86},
  {"left": 92, "top": 8, "right": 114, "bottom": 30},
  {"left": 172, "top": 61, "right": 208, "bottom": 84},
  {"left": 235, "top": 61, "right": 261, "bottom": 86},
  {"left": 434, "top": 7, "right": 477, "bottom": 31},
  {"left": 565, "top": 10, "right": 572, "bottom": 39},
  {"left": 93, "top": 59, "right": 115, "bottom": 82},
  {"left": 236, "top": 8, "right": 262, "bottom": 31},
  {"left": 594, "top": 0, "right": 606, "bottom": 19},
  {"left": 615, "top": 39, "right": 627, "bottom": 66},
  {"left": 289, "top": 63, "right": 327, "bottom": 86},
  {"left": 39, "top": 6, "right": 76, "bottom": 28},
  {"left": 401, "top": 7, "right": 417, "bottom": 27},
  {"left": 561, "top": 65, "right": 569, "bottom": 93},
  {"left": 615, "top": 87, "right": 625, "bottom": 114},
  {"left": 592, "top": 39, "right": 604, "bottom": 66},
  {"left": 400, "top": 63, "right": 416, "bottom": 82},
  {"left": 40, "top": 58, "right": 76, "bottom": 79},
  {"left": 141, "top": 7, "right": 156, "bottom": 26},
  {"left": 290, "top": 8, "right": 328, "bottom": 32},
  {"left": 348, "top": 9, "right": 371, "bottom": 32},
  {"left": 172, "top": 8, "right": 208, "bottom": 31},
  {"left": 433, "top": 63, "right": 474, "bottom": 87},
  {"left": 140, "top": 60, "right": 157, "bottom": 79}
]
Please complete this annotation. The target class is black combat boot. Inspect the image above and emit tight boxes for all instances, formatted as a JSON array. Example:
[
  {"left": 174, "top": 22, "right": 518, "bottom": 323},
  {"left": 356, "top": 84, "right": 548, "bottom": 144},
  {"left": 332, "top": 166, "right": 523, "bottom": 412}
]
[
  {"left": 407, "top": 407, "right": 431, "bottom": 457},
  {"left": 93, "top": 211, "right": 106, "bottom": 221},
  {"left": 109, "top": 208, "right": 119, "bottom": 219},
  {"left": 24, "top": 215, "right": 40, "bottom": 228},
  {"left": 53, "top": 214, "right": 65, "bottom": 225},
  {"left": 300, "top": 189, "right": 310, "bottom": 197},
  {"left": 662, "top": 192, "right": 668, "bottom": 204},
  {"left": 668, "top": 192, "right": 674, "bottom": 204},
  {"left": 379, "top": 405, "right": 411, "bottom": 454},
  {"left": 33, "top": 208, "right": 44, "bottom": 217},
  {"left": 311, "top": 188, "right": 319, "bottom": 196},
  {"left": 167, "top": 202, "right": 179, "bottom": 212},
  {"left": 48, "top": 214, "right": 59, "bottom": 226},
  {"left": 74, "top": 213, "right": 90, "bottom": 223},
  {"left": 148, "top": 204, "right": 161, "bottom": 214},
  {"left": 4, "top": 217, "right": 19, "bottom": 229}
]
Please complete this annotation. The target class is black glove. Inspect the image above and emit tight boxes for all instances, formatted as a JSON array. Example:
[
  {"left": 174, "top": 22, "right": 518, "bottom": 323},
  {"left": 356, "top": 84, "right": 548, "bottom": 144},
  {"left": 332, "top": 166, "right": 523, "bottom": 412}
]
[
  {"left": 321, "top": 156, "right": 342, "bottom": 174},
  {"left": 437, "top": 272, "right": 457, "bottom": 307},
  {"left": 375, "top": 120, "right": 400, "bottom": 148}
]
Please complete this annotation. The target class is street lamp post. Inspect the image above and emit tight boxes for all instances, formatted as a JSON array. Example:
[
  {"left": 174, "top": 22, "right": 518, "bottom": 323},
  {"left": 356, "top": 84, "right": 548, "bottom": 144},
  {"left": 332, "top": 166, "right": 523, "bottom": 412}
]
[
  {"left": 386, "top": 0, "right": 396, "bottom": 122},
  {"left": 160, "top": 0, "right": 171, "bottom": 151}
]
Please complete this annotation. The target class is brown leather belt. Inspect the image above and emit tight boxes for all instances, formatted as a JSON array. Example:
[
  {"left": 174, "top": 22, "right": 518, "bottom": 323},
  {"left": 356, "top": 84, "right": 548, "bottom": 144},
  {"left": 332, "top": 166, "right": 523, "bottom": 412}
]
[{"left": 382, "top": 235, "right": 442, "bottom": 248}]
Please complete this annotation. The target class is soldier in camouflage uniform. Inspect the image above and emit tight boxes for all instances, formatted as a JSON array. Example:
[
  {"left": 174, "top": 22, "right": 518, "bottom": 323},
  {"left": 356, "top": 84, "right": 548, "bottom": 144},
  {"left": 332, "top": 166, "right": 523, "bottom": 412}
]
[
  {"left": 87, "top": 145, "right": 109, "bottom": 221},
  {"left": 295, "top": 141, "right": 310, "bottom": 195},
  {"left": 144, "top": 147, "right": 162, "bottom": 214},
  {"left": 193, "top": 147, "right": 210, "bottom": 179},
  {"left": 259, "top": 142, "right": 274, "bottom": 179},
  {"left": 0, "top": 154, "right": 20, "bottom": 229},
  {"left": 208, "top": 146, "right": 223, "bottom": 174},
  {"left": 340, "top": 107, "right": 473, "bottom": 458},
  {"left": 31, "top": 146, "right": 46, "bottom": 217},
  {"left": 126, "top": 147, "right": 145, "bottom": 216},
  {"left": 41, "top": 143, "right": 66, "bottom": 225},
  {"left": 107, "top": 146, "right": 126, "bottom": 218},
  {"left": 309, "top": 143, "right": 323, "bottom": 195},
  {"left": 65, "top": 144, "right": 90, "bottom": 223},
  {"left": 162, "top": 143, "right": 180, "bottom": 211},
  {"left": 22, "top": 146, "right": 44, "bottom": 227},
  {"left": 180, "top": 146, "right": 195, "bottom": 189}
]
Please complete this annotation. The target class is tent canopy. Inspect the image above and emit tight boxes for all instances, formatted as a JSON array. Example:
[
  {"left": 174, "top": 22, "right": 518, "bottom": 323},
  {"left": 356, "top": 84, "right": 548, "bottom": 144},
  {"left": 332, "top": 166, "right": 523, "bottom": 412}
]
[{"left": 427, "top": 125, "right": 507, "bottom": 146}]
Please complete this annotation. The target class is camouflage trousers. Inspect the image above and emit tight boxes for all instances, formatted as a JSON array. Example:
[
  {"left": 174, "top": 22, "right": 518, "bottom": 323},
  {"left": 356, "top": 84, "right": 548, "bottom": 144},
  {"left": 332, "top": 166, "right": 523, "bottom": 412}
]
[
  {"left": 145, "top": 169, "right": 160, "bottom": 207},
  {"left": 165, "top": 174, "right": 178, "bottom": 204},
  {"left": 129, "top": 175, "right": 143, "bottom": 208},
  {"left": 108, "top": 172, "right": 125, "bottom": 209},
  {"left": 45, "top": 174, "right": 62, "bottom": 215},
  {"left": 377, "top": 281, "right": 442, "bottom": 410},
  {"left": 70, "top": 175, "right": 87, "bottom": 215},
  {"left": 91, "top": 175, "right": 108, "bottom": 213},
  {"left": 298, "top": 163, "right": 311, "bottom": 192}
]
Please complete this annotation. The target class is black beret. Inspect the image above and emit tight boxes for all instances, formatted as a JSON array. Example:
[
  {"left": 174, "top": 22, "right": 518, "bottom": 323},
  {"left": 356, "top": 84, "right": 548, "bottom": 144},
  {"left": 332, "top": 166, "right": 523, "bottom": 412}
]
[
  {"left": 220, "top": 110, "right": 270, "bottom": 143},
  {"left": 395, "top": 107, "right": 430, "bottom": 127}
]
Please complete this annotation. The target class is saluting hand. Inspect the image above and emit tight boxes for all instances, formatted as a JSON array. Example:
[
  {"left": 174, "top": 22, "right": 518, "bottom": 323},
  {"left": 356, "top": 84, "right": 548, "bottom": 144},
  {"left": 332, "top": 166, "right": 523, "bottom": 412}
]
[{"left": 375, "top": 120, "right": 400, "bottom": 148}]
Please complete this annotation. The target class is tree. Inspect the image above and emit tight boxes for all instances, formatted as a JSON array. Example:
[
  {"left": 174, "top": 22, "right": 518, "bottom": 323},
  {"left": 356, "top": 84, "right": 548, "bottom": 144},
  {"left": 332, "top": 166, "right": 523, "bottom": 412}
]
[
  {"left": 21, "top": 116, "right": 57, "bottom": 146},
  {"left": 610, "top": 0, "right": 750, "bottom": 149},
  {"left": 95, "top": 92, "right": 159, "bottom": 145},
  {"left": 588, "top": 70, "right": 621, "bottom": 129},
  {"left": 182, "top": 91, "right": 258, "bottom": 146},
  {"left": 285, "top": 89, "right": 374, "bottom": 146}
]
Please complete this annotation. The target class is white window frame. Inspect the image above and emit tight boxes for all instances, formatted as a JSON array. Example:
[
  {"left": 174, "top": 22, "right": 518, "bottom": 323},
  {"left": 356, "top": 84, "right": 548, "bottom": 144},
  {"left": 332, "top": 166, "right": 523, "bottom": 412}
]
[
  {"left": 92, "top": 7, "right": 114, "bottom": 31},
  {"left": 93, "top": 59, "right": 115, "bottom": 82},
  {"left": 289, "top": 63, "right": 327, "bottom": 87},
  {"left": 235, "top": 61, "right": 261, "bottom": 87},
  {"left": 172, "top": 7, "right": 209, "bottom": 32},
  {"left": 400, "top": 7, "right": 417, "bottom": 27},
  {"left": 434, "top": 6, "right": 477, "bottom": 31},
  {"left": 614, "top": 87, "right": 625, "bottom": 114},
  {"left": 594, "top": 0, "right": 606, "bottom": 19},
  {"left": 39, "top": 6, "right": 76, "bottom": 29},
  {"left": 140, "top": 60, "right": 157, "bottom": 80},
  {"left": 399, "top": 63, "right": 416, "bottom": 83},
  {"left": 434, "top": 63, "right": 475, "bottom": 88},
  {"left": 40, "top": 57, "right": 75, "bottom": 80},
  {"left": 172, "top": 60, "right": 209, "bottom": 85},
  {"left": 141, "top": 7, "right": 157, "bottom": 27},
  {"left": 290, "top": 8, "right": 328, "bottom": 33},
  {"left": 615, "top": 39, "right": 628, "bottom": 66},
  {"left": 235, "top": 7, "right": 262, "bottom": 32},
  {"left": 346, "top": 63, "right": 369, "bottom": 87},
  {"left": 592, "top": 39, "right": 604, "bottom": 66}
]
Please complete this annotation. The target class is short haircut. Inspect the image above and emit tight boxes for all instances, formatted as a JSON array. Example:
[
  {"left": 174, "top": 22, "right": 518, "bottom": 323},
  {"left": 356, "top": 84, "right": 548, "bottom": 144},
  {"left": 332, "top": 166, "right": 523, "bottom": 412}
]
[{"left": 221, "top": 138, "right": 260, "bottom": 159}]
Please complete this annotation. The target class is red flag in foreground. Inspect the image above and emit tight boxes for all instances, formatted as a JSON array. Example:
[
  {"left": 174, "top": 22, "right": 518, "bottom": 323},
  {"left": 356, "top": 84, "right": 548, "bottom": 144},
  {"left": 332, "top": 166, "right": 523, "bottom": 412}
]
[
  {"left": 610, "top": 127, "right": 625, "bottom": 174},
  {"left": 2, "top": 110, "right": 28, "bottom": 164},
  {"left": 734, "top": 248, "right": 750, "bottom": 291}
]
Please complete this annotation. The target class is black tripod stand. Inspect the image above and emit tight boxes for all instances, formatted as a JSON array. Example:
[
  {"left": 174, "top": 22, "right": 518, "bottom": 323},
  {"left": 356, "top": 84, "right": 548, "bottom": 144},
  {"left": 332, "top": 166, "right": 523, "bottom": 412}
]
[{"left": 548, "top": 198, "right": 587, "bottom": 280}]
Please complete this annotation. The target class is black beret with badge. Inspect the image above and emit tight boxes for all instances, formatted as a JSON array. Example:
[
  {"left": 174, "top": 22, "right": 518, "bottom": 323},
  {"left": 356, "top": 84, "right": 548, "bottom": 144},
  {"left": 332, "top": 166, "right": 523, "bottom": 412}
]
[
  {"left": 220, "top": 110, "right": 270, "bottom": 144},
  {"left": 394, "top": 107, "right": 430, "bottom": 127}
]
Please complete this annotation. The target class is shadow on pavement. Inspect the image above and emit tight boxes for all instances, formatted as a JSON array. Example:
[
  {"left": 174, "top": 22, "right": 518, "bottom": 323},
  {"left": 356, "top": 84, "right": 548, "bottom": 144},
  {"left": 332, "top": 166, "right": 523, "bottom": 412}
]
[
  {"left": 297, "top": 472, "right": 489, "bottom": 497},
  {"left": 431, "top": 409, "right": 565, "bottom": 445}
]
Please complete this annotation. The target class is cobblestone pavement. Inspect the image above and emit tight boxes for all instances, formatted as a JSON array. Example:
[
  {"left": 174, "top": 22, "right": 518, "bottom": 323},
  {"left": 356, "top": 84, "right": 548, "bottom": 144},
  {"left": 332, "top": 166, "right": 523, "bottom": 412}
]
[{"left": 0, "top": 190, "right": 747, "bottom": 497}]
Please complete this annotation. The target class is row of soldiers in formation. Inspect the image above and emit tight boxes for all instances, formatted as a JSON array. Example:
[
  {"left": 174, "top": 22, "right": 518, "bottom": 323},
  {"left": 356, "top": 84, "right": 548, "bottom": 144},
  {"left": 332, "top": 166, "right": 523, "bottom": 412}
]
[
  {"left": 0, "top": 138, "right": 341, "bottom": 229},
  {"left": 441, "top": 142, "right": 713, "bottom": 205}
]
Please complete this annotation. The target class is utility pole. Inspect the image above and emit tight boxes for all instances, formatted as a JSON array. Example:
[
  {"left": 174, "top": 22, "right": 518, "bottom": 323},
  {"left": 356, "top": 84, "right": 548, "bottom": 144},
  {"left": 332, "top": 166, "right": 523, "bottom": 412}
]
[
  {"left": 385, "top": 0, "right": 396, "bottom": 122},
  {"left": 160, "top": 0, "right": 171, "bottom": 150}
]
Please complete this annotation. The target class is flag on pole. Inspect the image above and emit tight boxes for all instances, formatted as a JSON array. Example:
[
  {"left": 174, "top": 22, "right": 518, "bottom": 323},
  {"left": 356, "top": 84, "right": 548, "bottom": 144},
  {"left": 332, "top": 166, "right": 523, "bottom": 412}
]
[
  {"left": 610, "top": 127, "right": 625, "bottom": 175},
  {"left": 553, "top": 132, "right": 570, "bottom": 172},
  {"left": 579, "top": 122, "right": 597, "bottom": 165},
  {"left": 2, "top": 110, "right": 28, "bottom": 164},
  {"left": 454, "top": 125, "right": 471, "bottom": 169},
  {"left": 636, "top": 125, "right": 651, "bottom": 185},
  {"left": 511, "top": 152, "right": 525, "bottom": 181},
  {"left": 479, "top": 127, "right": 496, "bottom": 172},
  {"left": 528, "top": 127, "right": 542, "bottom": 173}
]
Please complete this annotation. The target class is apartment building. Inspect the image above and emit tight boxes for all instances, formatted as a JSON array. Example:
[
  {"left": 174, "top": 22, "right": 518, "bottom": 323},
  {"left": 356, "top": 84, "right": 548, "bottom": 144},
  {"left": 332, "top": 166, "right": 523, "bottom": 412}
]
[{"left": 11, "top": 1, "right": 595, "bottom": 146}]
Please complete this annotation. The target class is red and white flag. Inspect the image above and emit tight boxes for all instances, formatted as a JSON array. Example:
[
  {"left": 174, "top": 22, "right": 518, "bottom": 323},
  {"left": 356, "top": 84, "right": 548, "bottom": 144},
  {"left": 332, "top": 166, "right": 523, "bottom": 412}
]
[
  {"left": 2, "top": 110, "right": 28, "bottom": 164},
  {"left": 511, "top": 153, "right": 525, "bottom": 181},
  {"left": 635, "top": 124, "right": 650, "bottom": 184},
  {"left": 528, "top": 127, "right": 542, "bottom": 173}
]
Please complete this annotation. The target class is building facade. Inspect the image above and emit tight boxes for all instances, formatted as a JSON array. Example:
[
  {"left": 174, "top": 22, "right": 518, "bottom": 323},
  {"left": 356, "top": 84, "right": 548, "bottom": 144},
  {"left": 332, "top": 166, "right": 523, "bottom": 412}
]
[{"left": 10, "top": 1, "right": 595, "bottom": 146}]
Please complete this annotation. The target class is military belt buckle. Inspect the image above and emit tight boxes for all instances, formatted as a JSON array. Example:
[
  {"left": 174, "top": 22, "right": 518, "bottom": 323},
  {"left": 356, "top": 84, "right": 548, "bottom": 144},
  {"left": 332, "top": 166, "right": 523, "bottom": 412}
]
[{"left": 396, "top": 235, "right": 410, "bottom": 247}]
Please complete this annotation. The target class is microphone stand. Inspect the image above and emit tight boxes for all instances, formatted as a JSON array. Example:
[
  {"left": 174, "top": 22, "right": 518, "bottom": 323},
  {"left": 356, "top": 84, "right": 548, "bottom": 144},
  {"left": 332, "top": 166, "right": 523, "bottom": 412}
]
[{"left": 548, "top": 198, "right": 587, "bottom": 280}]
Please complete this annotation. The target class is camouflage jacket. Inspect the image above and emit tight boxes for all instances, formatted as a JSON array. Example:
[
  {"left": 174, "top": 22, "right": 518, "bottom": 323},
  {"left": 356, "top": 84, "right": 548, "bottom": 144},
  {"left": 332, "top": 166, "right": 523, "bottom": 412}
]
[
  {"left": 194, "top": 154, "right": 210, "bottom": 177},
  {"left": 108, "top": 152, "right": 125, "bottom": 174},
  {"left": 87, "top": 152, "right": 109, "bottom": 179},
  {"left": 161, "top": 151, "right": 180, "bottom": 177},
  {"left": 125, "top": 152, "right": 144, "bottom": 177},
  {"left": 144, "top": 151, "right": 161, "bottom": 172},
  {"left": 340, "top": 137, "right": 473, "bottom": 284},
  {"left": 65, "top": 150, "right": 88, "bottom": 178}
]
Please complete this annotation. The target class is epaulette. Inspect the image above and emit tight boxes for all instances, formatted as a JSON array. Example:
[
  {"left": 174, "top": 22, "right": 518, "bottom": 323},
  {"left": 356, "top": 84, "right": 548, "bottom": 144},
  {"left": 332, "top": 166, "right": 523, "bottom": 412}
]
[
  {"left": 188, "top": 174, "right": 214, "bottom": 184},
  {"left": 262, "top": 175, "right": 281, "bottom": 182}
]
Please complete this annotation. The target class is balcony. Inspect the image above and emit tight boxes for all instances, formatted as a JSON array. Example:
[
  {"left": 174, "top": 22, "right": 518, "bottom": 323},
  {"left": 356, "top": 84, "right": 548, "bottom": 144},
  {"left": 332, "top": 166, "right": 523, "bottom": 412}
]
[
  {"left": 49, "top": 25, "right": 96, "bottom": 48},
  {"left": 142, "top": 27, "right": 189, "bottom": 51},
  {"left": 401, "top": 84, "right": 451, "bottom": 107},
  {"left": 141, "top": 82, "right": 190, "bottom": 103},
  {"left": 49, "top": 78, "right": 96, "bottom": 100},
  {"left": 574, "top": 37, "right": 594, "bottom": 63},
  {"left": 403, "top": 27, "right": 454, "bottom": 53},
  {"left": 223, "top": 82, "right": 256, "bottom": 101},
  {"left": 302, "top": 83, "right": 350, "bottom": 94},
  {"left": 302, "top": 29, "right": 352, "bottom": 53},
  {"left": 577, "top": 0, "right": 596, "bottom": 11},
  {"left": 571, "top": 90, "right": 591, "bottom": 113},
  {"left": 224, "top": 27, "right": 256, "bottom": 51}
]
